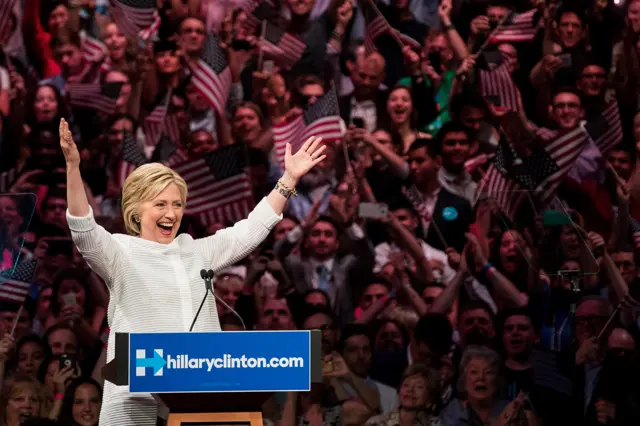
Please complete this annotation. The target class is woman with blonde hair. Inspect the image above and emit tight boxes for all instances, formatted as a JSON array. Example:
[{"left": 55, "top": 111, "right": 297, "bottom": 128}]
[
  {"left": 58, "top": 118, "right": 326, "bottom": 426},
  {"left": 0, "top": 374, "right": 47, "bottom": 426}
]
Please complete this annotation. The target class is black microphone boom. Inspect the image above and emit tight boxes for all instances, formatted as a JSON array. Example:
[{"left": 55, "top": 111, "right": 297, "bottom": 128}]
[
  {"left": 207, "top": 269, "right": 246, "bottom": 330},
  {"left": 189, "top": 269, "right": 212, "bottom": 332}
]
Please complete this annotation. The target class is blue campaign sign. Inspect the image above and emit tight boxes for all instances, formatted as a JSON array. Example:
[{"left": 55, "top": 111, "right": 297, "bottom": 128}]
[{"left": 129, "top": 331, "right": 311, "bottom": 393}]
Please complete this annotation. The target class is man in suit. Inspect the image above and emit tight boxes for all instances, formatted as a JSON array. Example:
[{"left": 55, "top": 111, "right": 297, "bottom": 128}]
[
  {"left": 338, "top": 52, "right": 387, "bottom": 132},
  {"left": 405, "top": 138, "right": 473, "bottom": 252},
  {"left": 274, "top": 215, "right": 373, "bottom": 324}
]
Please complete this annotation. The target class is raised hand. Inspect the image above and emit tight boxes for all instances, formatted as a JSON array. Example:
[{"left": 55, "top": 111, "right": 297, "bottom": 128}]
[
  {"left": 59, "top": 119, "right": 80, "bottom": 168},
  {"left": 284, "top": 136, "right": 327, "bottom": 181}
]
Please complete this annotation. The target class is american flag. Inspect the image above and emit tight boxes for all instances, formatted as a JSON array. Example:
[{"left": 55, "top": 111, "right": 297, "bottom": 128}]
[
  {"left": 360, "top": 0, "right": 392, "bottom": 54},
  {"left": 0, "top": 0, "right": 16, "bottom": 44},
  {"left": 143, "top": 92, "right": 181, "bottom": 148},
  {"left": 0, "top": 260, "right": 38, "bottom": 304},
  {"left": 260, "top": 22, "right": 306, "bottom": 69},
  {"left": 272, "top": 87, "right": 342, "bottom": 167},
  {"left": 138, "top": 10, "right": 161, "bottom": 42},
  {"left": 80, "top": 30, "right": 107, "bottom": 62},
  {"left": 109, "top": 0, "right": 156, "bottom": 39},
  {"left": 535, "top": 126, "right": 590, "bottom": 206},
  {"left": 151, "top": 134, "right": 188, "bottom": 165},
  {"left": 491, "top": 9, "right": 538, "bottom": 44},
  {"left": 191, "top": 34, "right": 233, "bottom": 117},
  {"left": 67, "top": 81, "right": 123, "bottom": 115},
  {"left": 172, "top": 144, "right": 253, "bottom": 226},
  {"left": 511, "top": 148, "right": 559, "bottom": 191},
  {"left": 117, "top": 132, "right": 148, "bottom": 187},
  {"left": 590, "top": 100, "right": 623, "bottom": 155},
  {"left": 476, "top": 142, "right": 525, "bottom": 220},
  {"left": 478, "top": 63, "right": 519, "bottom": 112}
]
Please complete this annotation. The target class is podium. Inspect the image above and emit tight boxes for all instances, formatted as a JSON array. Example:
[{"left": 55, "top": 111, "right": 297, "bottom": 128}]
[{"left": 104, "top": 330, "right": 322, "bottom": 426}]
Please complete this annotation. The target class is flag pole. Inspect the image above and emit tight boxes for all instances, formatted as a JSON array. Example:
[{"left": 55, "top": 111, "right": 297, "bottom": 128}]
[{"left": 10, "top": 304, "right": 23, "bottom": 337}]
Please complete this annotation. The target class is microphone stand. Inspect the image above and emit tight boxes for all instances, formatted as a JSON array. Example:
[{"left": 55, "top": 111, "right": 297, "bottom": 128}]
[
  {"left": 207, "top": 269, "right": 247, "bottom": 330},
  {"left": 189, "top": 270, "right": 213, "bottom": 332}
]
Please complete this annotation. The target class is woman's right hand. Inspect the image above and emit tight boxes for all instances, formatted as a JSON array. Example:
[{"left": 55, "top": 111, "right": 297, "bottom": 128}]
[
  {"left": 59, "top": 119, "right": 80, "bottom": 168},
  {"left": 53, "top": 365, "right": 76, "bottom": 394},
  {"left": 0, "top": 335, "right": 15, "bottom": 362}
]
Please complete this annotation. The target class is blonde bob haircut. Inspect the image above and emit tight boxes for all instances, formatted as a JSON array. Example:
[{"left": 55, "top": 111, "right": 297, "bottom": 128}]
[{"left": 121, "top": 163, "right": 188, "bottom": 236}]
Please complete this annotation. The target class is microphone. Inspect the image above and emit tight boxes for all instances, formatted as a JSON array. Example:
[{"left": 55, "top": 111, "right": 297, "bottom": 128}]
[
  {"left": 207, "top": 269, "right": 247, "bottom": 330},
  {"left": 189, "top": 269, "right": 212, "bottom": 331}
]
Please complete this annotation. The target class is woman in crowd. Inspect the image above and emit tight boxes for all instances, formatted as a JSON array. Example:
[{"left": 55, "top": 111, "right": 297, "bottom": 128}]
[
  {"left": 0, "top": 375, "right": 47, "bottom": 426},
  {"left": 56, "top": 378, "right": 101, "bottom": 426},
  {"left": 14, "top": 336, "right": 48, "bottom": 380},
  {"left": 366, "top": 364, "right": 443, "bottom": 426},
  {"left": 58, "top": 117, "right": 326, "bottom": 426},
  {"left": 439, "top": 346, "right": 510, "bottom": 425},
  {"left": 45, "top": 267, "right": 106, "bottom": 346}
]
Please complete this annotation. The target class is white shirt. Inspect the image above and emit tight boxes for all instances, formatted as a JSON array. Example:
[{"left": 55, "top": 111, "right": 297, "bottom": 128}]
[
  {"left": 438, "top": 168, "right": 477, "bottom": 204},
  {"left": 66, "top": 198, "right": 282, "bottom": 426}
]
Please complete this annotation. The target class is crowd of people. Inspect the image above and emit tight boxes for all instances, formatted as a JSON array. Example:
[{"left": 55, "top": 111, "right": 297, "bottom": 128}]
[{"left": 3, "top": 0, "right": 640, "bottom": 425}]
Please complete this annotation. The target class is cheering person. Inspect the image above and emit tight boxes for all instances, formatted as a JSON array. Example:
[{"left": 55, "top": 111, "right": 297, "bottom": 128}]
[{"left": 58, "top": 118, "right": 326, "bottom": 426}]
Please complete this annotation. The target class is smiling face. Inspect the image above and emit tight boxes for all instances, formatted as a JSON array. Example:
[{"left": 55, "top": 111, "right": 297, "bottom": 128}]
[
  {"left": 387, "top": 87, "right": 413, "bottom": 126},
  {"left": 72, "top": 383, "right": 102, "bottom": 426},
  {"left": 103, "top": 23, "right": 127, "bottom": 61},
  {"left": 628, "top": 0, "right": 640, "bottom": 33},
  {"left": 550, "top": 92, "right": 583, "bottom": 130},
  {"left": 137, "top": 183, "right": 185, "bottom": 244}
]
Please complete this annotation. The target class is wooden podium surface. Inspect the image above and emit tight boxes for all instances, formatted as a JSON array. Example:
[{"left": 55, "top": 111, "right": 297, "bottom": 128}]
[{"left": 154, "top": 391, "right": 272, "bottom": 426}]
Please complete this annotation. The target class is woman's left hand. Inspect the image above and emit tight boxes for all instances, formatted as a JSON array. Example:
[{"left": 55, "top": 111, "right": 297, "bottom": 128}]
[{"left": 284, "top": 136, "right": 327, "bottom": 181}]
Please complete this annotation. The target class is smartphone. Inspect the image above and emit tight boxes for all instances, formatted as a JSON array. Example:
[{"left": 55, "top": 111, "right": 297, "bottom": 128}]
[
  {"left": 59, "top": 353, "right": 76, "bottom": 372},
  {"left": 45, "top": 238, "right": 73, "bottom": 257},
  {"left": 352, "top": 117, "right": 365, "bottom": 129},
  {"left": 62, "top": 292, "right": 77, "bottom": 306},
  {"left": 556, "top": 53, "right": 572, "bottom": 69},
  {"left": 262, "top": 60, "right": 274, "bottom": 74},
  {"left": 231, "top": 38, "right": 253, "bottom": 51},
  {"left": 358, "top": 203, "right": 389, "bottom": 220},
  {"left": 427, "top": 51, "right": 441, "bottom": 72}
]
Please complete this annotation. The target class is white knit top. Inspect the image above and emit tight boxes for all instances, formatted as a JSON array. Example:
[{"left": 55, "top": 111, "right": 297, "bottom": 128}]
[{"left": 66, "top": 198, "right": 282, "bottom": 426}]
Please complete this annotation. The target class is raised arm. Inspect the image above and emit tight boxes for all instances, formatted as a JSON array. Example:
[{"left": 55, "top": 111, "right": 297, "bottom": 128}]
[
  {"left": 199, "top": 137, "right": 326, "bottom": 271},
  {"left": 267, "top": 137, "right": 326, "bottom": 215},
  {"left": 60, "top": 119, "right": 119, "bottom": 286},
  {"left": 61, "top": 119, "right": 89, "bottom": 218}
]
